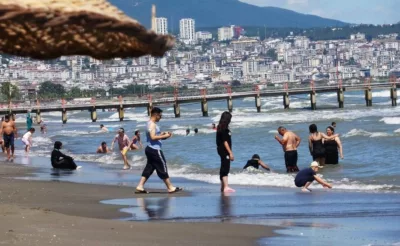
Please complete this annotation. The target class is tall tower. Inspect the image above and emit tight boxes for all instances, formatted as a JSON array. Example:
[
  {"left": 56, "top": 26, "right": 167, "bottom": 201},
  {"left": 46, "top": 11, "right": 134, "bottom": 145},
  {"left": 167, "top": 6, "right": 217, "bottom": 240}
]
[{"left": 151, "top": 5, "right": 156, "bottom": 32}]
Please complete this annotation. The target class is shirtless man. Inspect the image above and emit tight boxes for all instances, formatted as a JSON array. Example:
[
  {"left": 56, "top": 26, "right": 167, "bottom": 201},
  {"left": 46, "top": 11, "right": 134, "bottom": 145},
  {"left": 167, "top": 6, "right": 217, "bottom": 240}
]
[
  {"left": 97, "top": 141, "right": 111, "bottom": 153},
  {"left": 275, "top": 126, "right": 301, "bottom": 173},
  {"left": 111, "top": 128, "right": 131, "bottom": 170},
  {"left": 1, "top": 115, "right": 18, "bottom": 161}
]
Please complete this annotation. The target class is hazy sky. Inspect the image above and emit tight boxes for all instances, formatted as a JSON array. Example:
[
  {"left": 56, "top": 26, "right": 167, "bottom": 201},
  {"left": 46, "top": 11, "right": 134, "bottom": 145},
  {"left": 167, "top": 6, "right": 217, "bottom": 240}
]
[{"left": 240, "top": 0, "right": 399, "bottom": 24}]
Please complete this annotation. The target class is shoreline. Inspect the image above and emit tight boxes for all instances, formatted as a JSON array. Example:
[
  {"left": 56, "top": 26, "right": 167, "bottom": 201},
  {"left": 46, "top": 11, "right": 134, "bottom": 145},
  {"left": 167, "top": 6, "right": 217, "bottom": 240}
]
[{"left": 0, "top": 162, "right": 277, "bottom": 245}]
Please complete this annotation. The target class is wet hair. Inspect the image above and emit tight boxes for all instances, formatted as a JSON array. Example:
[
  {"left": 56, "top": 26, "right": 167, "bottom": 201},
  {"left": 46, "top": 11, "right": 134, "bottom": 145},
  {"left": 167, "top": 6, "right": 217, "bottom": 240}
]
[
  {"left": 252, "top": 154, "right": 260, "bottom": 160},
  {"left": 118, "top": 128, "right": 125, "bottom": 133},
  {"left": 5, "top": 115, "right": 10, "bottom": 120},
  {"left": 135, "top": 130, "right": 140, "bottom": 135},
  {"left": 100, "top": 124, "right": 104, "bottom": 127},
  {"left": 327, "top": 126, "right": 335, "bottom": 133},
  {"left": 101, "top": 141, "right": 107, "bottom": 145},
  {"left": 332, "top": 122, "right": 336, "bottom": 126},
  {"left": 54, "top": 141, "right": 62, "bottom": 149},
  {"left": 217, "top": 111, "right": 232, "bottom": 132},
  {"left": 151, "top": 107, "right": 163, "bottom": 116},
  {"left": 29, "top": 128, "right": 35, "bottom": 132},
  {"left": 194, "top": 128, "right": 198, "bottom": 133},
  {"left": 309, "top": 124, "right": 318, "bottom": 133},
  {"left": 277, "top": 126, "right": 286, "bottom": 131}
]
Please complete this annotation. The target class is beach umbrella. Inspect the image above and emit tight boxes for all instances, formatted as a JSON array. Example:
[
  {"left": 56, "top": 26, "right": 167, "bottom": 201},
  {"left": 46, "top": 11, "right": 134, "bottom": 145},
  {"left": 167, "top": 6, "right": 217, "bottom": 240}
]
[{"left": 0, "top": 0, "right": 174, "bottom": 60}]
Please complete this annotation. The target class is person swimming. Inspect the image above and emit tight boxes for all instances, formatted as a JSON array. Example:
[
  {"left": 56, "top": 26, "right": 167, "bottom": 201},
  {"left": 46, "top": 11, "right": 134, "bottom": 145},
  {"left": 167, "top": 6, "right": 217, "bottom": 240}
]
[
  {"left": 243, "top": 154, "right": 270, "bottom": 171},
  {"left": 212, "top": 123, "right": 217, "bottom": 130},
  {"left": 100, "top": 124, "right": 109, "bottom": 132},
  {"left": 97, "top": 141, "right": 111, "bottom": 153},
  {"left": 186, "top": 128, "right": 190, "bottom": 136},
  {"left": 194, "top": 128, "right": 198, "bottom": 134}
]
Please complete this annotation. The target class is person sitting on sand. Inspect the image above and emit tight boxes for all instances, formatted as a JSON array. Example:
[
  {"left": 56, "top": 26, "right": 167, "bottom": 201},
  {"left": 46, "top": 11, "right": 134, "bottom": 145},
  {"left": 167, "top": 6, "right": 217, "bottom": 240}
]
[
  {"left": 51, "top": 141, "right": 79, "bottom": 170},
  {"left": 97, "top": 141, "right": 111, "bottom": 153},
  {"left": 100, "top": 124, "right": 108, "bottom": 132},
  {"left": 294, "top": 161, "right": 332, "bottom": 192},
  {"left": 130, "top": 130, "right": 143, "bottom": 150},
  {"left": 243, "top": 154, "right": 270, "bottom": 171},
  {"left": 22, "top": 128, "right": 35, "bottom": 153}
]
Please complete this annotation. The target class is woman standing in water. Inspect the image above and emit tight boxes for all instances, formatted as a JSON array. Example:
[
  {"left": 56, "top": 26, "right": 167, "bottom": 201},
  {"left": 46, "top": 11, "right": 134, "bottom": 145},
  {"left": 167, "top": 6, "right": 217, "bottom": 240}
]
[
  {"left": 216, "top": 111, "right": 235, "bottom": 193},
  {"left": 308, "top": 124, "right": 337, "bottom": 166},
  {"left": 324, "top": 126, "right": 344, "bottom": 164}
]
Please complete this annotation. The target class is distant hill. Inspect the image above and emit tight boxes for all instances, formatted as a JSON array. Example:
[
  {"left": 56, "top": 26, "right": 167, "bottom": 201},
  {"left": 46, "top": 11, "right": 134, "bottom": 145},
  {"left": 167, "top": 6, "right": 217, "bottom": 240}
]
[{"left": 110, "top": 0, "right": 347, "bottom": 30}]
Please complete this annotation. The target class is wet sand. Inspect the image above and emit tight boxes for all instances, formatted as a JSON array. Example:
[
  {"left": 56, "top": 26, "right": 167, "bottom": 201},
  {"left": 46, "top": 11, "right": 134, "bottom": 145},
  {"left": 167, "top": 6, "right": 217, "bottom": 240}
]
[{"left": 0, "top": 163, "right": 275, "bottom": 246}]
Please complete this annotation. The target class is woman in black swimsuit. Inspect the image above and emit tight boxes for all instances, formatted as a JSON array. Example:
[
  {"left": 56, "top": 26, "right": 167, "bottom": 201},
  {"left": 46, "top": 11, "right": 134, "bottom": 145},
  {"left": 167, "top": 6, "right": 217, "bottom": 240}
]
[
  {"left": 308, "top": 124, "right": 326, "bottom": 166},
  {"left": 324, "top": 126, "right": 344, "bottom": 164}
]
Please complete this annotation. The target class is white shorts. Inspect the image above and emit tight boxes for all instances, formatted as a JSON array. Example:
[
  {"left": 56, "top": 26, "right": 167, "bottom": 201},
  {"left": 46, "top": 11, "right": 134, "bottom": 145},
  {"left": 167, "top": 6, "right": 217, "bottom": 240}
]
[{"left": 22, "top": 138, "right": 30, "bottom": 146}]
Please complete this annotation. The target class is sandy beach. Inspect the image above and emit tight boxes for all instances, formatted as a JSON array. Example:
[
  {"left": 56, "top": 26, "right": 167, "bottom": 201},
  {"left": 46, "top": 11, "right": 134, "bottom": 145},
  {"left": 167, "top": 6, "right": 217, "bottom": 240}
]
[{"left": 0, "top": 163, "right": 275, "bottom": 246}]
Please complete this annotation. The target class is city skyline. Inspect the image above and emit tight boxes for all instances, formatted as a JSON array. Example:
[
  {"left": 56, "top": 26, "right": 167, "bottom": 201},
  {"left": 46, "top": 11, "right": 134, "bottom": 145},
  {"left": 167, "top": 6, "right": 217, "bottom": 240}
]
[{"left": 240, "top": 0, "right": 399, "bottom": 25}]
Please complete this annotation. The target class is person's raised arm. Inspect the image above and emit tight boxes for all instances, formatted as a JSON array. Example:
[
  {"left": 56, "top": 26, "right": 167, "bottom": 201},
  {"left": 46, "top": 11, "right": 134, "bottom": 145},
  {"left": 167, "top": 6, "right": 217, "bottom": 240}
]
[
  {"left": 258, "top": 160, "right": 270, "bottom": 171},
  {"left": 314, "top": 175, "right": 332, "bottom": 188},
  {"left": 149, "top": 122, "right": 170, "bottom": 140},
  {"left": 336, "top": 137, "right": 344, "bottom": 159},
  {"left": 321, "top": 132, "right": 339, "bottom": 140}
]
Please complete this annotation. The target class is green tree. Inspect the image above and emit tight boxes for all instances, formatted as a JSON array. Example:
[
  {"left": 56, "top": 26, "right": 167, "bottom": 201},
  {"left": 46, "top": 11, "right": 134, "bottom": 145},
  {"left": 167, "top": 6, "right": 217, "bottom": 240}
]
[
  {"left": 38, "top": 81, "right": 66, "bottom": 99},
  {"left": 1, "top": 82, "right": 19, "bottom": 106},
  {"left": 68, "top": 87, "right": 82, "bottom": 98},
  {"left": 266, "top": 48, "right": 277, "bottom": 61}
]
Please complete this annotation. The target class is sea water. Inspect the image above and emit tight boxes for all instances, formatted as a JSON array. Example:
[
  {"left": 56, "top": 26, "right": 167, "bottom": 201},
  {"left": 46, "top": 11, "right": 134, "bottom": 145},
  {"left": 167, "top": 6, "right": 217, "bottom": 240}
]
[{"left": 9, "top": 90, "right": 400, "bottom": 245}]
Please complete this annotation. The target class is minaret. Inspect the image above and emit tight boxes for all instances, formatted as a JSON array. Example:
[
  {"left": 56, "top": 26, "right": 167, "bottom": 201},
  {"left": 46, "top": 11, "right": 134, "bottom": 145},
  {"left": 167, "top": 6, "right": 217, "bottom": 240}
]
[{"left": 151, "top": 4, "right": 156, "bottom": 32}]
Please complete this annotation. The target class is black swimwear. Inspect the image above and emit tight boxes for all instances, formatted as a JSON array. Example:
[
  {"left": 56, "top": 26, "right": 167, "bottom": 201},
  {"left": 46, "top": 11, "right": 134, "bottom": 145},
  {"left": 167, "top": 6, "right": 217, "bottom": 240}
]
[
  {"left": 51, "top": 149, "right": 77, "bottom": 170},
  {"left": 284, "top": 150, "right": 299, "bottom": 173},
  {"left": 324, "top": 139, "right": 339, "bottom": 164},
  {"left": 243, "top": 159, "right": 260, "bottom": 169},
  {"left": 311, "top": 139, "right": 325, "bottom": 160},
  {"left": 3, "top": 133, "right": 14, "bottom": 148},
  {"left": 216, "top": 129, "right": 232, "bottom": 180}
]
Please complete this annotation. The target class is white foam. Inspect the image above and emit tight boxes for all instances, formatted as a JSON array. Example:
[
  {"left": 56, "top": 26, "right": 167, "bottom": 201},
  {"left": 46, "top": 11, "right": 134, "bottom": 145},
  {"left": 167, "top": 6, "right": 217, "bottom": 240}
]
[
  {"left": 342, "top": 129, "right": 392, "bottom": 138},
  {"left": 380, "top": 117, "right": 400, "bottom": 125},
  {"left": 394, "top": 129, "right": 400, "bottom": 133},
  {"left": 168, "top": 167, "right": 395, "bottom": 192}
]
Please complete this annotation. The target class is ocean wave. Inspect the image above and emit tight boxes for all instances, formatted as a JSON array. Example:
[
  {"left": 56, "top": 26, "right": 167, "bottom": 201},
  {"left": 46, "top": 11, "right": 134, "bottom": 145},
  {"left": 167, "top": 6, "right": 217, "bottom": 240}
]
[
  {"left": 168, "top": 166, "right": 396, "bottom": 192},
  {"left": 380, "top": 117, "right": 400, "bottom": 125},
  {"left": 342, "top": 129, "right": 392, "bottom": 138}
]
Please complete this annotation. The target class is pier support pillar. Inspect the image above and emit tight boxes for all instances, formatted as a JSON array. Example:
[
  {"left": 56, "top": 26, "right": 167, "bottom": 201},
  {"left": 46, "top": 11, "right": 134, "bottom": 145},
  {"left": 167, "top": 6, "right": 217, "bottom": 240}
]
[
  {"left": 118, "top": 105, "right": 124, "bottom": 121},
  {"left": 62, "top": 109, "right": 67, "bottom": 124},
  {"left": 365, "top": 88, "right": 372, "bottom": 107},
  {"left": 255, "top": 95, "right": 261, "bottom": 113},
  {"left": 201, "top": 99, "right": 208, "bottom": 117},
  {"left": 147, "top": 103, "right": 153, "bottom": 116},
  {"left": 337, "top": 89, "right": 344, "bottom": 108},
  {"left": 174, "top": 102, "right": 181, "bottom": 118},
  {"left": 90, "top": 106, "right": 97, "bottom": 122},
  {"left": 36, "top": 110, "right": 41, "bottom": 124},
  {"left": 227, "top": 97, "right": 233, "bottom": 113},
  {"left": 310, "top": 91, "right": 317, "bottom": 110},
  {"left": 283, "top": 93, "right": 290, "bottom": 109},
  {"left": 390, "top": 87, "right": 397, "bottom": 107}
]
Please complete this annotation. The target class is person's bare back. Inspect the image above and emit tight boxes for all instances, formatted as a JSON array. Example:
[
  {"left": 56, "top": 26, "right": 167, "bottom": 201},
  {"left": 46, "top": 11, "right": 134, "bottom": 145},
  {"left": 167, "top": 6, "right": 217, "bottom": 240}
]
[{"left": 283, "top": 131, "right": 299, "bottom": 151}]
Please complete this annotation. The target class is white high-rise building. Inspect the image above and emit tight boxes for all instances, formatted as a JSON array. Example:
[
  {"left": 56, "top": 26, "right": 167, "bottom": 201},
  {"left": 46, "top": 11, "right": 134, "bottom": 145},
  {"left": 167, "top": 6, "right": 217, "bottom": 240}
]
[
  {"left": 218, "top": 26, "right": 234, "bottom": 41},
  {"left": 156, "top": 17, "right": 168, "bottom": 35},
  {"left": 180, "top": 18, "right": 195, "bottom": 41}
]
